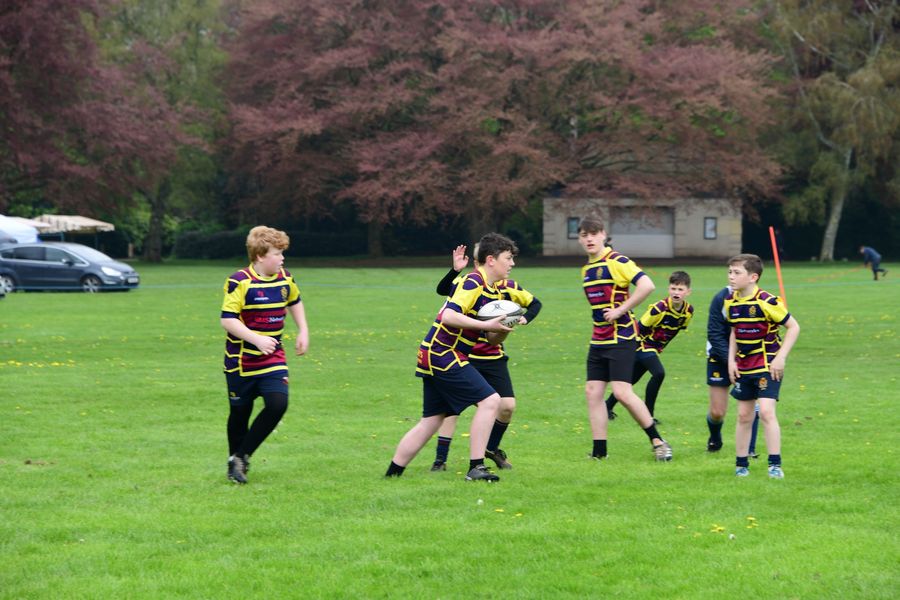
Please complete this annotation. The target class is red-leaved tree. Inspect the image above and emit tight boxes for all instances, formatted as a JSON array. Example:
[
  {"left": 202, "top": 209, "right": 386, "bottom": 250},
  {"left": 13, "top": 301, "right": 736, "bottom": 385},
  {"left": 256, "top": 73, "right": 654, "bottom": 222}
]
[
  {"left": 225, "top": 0, "right": 782, "bottom": 253},
  {"left": 0, "top": 0, "right": 185, "bottom": 220}
]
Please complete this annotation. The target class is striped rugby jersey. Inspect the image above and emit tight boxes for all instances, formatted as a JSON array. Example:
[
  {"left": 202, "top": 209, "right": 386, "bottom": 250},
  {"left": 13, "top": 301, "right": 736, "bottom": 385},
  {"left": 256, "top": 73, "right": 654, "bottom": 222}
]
[
  {"left": 723, "top": 286, "right": 790, "bottom": 375},
  {"left": 637, "top": 297, "right": 694, "bottom": 354},
  {"left": 581, "top": 248, "right": 647, "bottom": 345},
  {"left": 470, "top": 278, "right": 535, "bottom": 361},
  {"left": 416, "top": 267, "right": 502, "bottom": 376},
  {"left": 221, "top": 265, "right": 301, "bottom": 377}
]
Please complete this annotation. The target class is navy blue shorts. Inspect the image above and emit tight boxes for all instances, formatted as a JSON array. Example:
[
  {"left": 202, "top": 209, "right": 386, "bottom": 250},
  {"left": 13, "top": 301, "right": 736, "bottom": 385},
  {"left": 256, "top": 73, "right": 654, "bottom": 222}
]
[
  {"left": 471, "top": 358, "right": 514, "bottom": 398},
  {"left": 421, "top": 364, "right": 496, "bottom": 417},
  {"left": 707, "top": 356, "right": 730, "bottom": 387},
  {"left": 731, "top": 373, "right": 782, "bottom": 401},
  {"left": 587, "top": 340, "right": 637, "bottom": 383},
  {"left": 226, "top": 371, "right": 289, "bottom": 407}
]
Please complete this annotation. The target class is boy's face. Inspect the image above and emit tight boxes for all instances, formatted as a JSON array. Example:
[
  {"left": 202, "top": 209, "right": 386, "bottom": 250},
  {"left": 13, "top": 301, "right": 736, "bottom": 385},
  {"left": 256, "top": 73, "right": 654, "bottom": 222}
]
[
  {"left": 485, "top": 250, "right": 515, "bottom": 281},
  {"left": 668, "top": 283, "right": 690, "bottom": 303},
  {"left": 578, "top": 228, "right": 607, "bottom": 257},
  {"left": 727, "top": 263, "right": 757, "bottom": 291},
  {"left": 255, "top": 247, "right": 284, "bottom": 276}
]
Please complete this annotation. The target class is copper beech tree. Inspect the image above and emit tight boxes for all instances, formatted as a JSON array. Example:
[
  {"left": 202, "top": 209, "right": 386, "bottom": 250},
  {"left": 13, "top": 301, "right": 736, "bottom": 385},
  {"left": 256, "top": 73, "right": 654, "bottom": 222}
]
[
  {"left": 225, "top": 0, "right": 782, "bottom": 253},
  {"left": 0, "top": 0, "right": 185, "bottom": 219}
]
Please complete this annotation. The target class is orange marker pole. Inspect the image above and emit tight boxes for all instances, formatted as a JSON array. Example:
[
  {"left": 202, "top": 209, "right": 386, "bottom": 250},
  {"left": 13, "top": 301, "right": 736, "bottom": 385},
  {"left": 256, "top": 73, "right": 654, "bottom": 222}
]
[{"left": 769, "top": 226, "right": 787, "bottom": 308}]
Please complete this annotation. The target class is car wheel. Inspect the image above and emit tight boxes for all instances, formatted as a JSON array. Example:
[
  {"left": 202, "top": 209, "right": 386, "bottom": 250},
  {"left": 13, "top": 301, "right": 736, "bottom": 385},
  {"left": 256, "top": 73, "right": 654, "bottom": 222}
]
[
  {"left": 0, "top": 274, "right": 15, "bottom": 294},
  {"left": 81, "top": 275, "right": 102, "bottom": 293}
]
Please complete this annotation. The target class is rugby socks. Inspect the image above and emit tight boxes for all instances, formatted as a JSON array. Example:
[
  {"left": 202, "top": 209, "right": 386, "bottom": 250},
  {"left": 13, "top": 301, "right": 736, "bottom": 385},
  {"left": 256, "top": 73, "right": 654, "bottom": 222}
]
[
  {"left": 643, "top": 424, "right": 661, "bottom": 441},
  {"left": 768, "top": 454, "right": 781, "bottom": 467},
  {"left": 434, "top": 436, "right": 452, "bottom": 464},
  {"left": 592, "top": 439, "right": 608, "bottom": 458},
  {"left": 486, "top": 420, "right": 508, "bottom": 452},
  {"left": 385, "top": 461, "right": 405, "bottom": 477},
  {"left": 749, "top": 409, "right": 760, "bottom": 454},
  {"left": 469, "top": 458, "right": 485, "bottom": 470},
  {"left": 227, "top": 404, "right": 254, "bottom": 456},
  {"left": 736, "top": 456, "right": 750, "bottom": 469},
  {"left": 707, "top": 414, "right": 724, "bottom": 440}
]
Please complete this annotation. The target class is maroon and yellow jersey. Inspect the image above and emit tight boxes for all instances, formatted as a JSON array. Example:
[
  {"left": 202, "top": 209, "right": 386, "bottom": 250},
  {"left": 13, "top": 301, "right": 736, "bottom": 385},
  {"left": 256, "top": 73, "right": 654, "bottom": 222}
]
[
  {"left": 221, "top": 265, "right": 301, "bottom": 377},
  {"left": 638, "top": 297, "right": 693, "bottom": 354},
  {"left": 581, "top": 248, "right": 647, "bottom": 345},
  {"left": 724, "top": 286, "right": 790, "bottom": 375},
  {"left": 416, "top": 267, "right": 501, "bottom": 375},
  {"left": 470, "top": 278, "right": 536, "bottom": 361}
]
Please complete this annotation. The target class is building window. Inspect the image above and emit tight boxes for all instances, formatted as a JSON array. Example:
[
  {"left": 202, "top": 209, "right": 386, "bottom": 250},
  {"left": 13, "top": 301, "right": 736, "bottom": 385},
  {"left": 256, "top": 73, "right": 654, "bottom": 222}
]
[
  {"left": 567, "top": 217, "right": 580, "bottom": 239},
  {"left": 704, "top": 217, "right": 717, "bottom": 240}
]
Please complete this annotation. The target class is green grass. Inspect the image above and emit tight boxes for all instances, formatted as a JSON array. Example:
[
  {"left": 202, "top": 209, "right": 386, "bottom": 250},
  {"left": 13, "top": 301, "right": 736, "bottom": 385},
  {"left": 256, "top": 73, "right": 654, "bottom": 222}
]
[{"left": 1, "top": 259, "right": 898, "bottom": 599}]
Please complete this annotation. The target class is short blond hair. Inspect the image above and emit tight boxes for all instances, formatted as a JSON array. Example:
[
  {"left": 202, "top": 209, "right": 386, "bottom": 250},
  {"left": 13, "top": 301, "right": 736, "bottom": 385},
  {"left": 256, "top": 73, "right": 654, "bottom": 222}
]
[{"left": 246, "top": 226, "right": 289, "bottom": 262}]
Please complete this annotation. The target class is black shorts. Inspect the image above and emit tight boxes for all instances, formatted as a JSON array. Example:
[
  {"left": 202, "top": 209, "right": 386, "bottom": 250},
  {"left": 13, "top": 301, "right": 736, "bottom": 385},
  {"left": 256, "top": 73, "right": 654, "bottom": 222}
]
[
  {"left": 226, "top": 371, "right": 289, "bottom": 407},
  {"left": 706, "top": 356, "right": 730, "bottom": 387},
  {"left": 421, "top": 364, "right": 496, "bottom": 417},
  {"left": 471, "top": 358, "right": 514, "bottom": 398},
  {"left": 586, "top": 340, "right": 637, "bottom": 383},
  {"left": 731, "top": 373, "right": 782, "bottom": 401}
]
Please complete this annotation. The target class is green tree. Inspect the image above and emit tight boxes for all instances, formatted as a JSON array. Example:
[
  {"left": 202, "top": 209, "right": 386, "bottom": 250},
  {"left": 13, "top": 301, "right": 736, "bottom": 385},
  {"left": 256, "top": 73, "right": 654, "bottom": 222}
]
[
  {"left": 101, "top": 0, "right": 228, "bottom": 260},
  {"left": 770, "top": 0, "right": 900, "bottom": 260}
]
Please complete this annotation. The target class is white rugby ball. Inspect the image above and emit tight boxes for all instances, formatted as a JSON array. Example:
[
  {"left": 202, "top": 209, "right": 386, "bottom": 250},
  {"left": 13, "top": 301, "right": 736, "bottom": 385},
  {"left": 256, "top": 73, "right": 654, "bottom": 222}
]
[{"left": 476, "top": 299, "right": 525, "bottom": 327}]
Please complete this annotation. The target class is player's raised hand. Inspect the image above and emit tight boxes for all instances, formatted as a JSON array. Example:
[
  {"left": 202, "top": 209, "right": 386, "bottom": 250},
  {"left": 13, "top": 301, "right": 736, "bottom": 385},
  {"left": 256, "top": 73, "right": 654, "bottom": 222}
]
[{"left": 452, "top": 245, "right": 469, "bottom": 271}]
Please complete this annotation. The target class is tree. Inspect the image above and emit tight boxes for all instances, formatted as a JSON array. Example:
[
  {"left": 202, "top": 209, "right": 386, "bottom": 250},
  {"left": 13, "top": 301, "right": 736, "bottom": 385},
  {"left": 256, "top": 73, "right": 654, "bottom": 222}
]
[
  {"left": 224, "top": 0, "right": 782, "bottom": 254},
  {"left": 0, "top": 0, "right": 184, "bottom": 224},
  {"left": 101, "top": 0, "right": 228, "bottom": 261},
  {"left": 769, "top": 0, "right": 900, "bottom": 260}
]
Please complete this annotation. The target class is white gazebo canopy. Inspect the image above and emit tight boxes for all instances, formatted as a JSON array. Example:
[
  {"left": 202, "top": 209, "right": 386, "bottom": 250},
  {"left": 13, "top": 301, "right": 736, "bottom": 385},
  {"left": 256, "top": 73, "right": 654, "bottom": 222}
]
[
  {"left": 36, "top": 214, "right": 115, "bottom": 234},
  {"left": 6, "top": 216, "right": 53, "bottom": 230}
]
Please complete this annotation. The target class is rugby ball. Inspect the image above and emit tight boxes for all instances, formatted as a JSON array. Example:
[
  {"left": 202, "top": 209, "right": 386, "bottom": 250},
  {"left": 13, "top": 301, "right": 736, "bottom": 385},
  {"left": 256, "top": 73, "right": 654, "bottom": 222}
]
[{"left": 476, "top": 300, "right": 525, "bottom": 327}]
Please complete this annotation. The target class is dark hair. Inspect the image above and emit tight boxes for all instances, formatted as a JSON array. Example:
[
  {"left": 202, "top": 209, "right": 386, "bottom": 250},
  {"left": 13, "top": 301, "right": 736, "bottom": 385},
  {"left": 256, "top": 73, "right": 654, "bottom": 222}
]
[
  {"left": 476, "top": 232, "right": 518, "bottom": 263},
  {"left": 577, "top": 217, "right": 605, "bottom": 234},
  {"left": 728, "top": 253, "right": 763, "bottom": 278},
  {"left": 669, "top": 270, "right": 691, "bottom": 287}
]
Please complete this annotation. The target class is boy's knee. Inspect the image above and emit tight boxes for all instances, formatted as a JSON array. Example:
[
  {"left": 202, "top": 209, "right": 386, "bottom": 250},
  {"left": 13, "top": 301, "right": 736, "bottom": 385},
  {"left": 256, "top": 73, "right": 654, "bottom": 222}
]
[{"left": 479, "top": 394, "right": 500, "bottom": 411}]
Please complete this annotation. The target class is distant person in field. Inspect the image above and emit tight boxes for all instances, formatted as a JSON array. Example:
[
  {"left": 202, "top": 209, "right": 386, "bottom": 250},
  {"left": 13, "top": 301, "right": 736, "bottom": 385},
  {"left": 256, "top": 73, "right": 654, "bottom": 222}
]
[
  {"left": 577, "top": 217, "right": 673, "bottom": 462},
  {"left": 859, "top": 245, "right": 887, "bottom": 280},
  {"left": 705, "top": 285, "right": 760, "bottom": 457},
  {"left": 385, "top": 233, "right": 518, "bottom": 482},
  {"left": 220, "top": 226, "right": 309, "bottom": 484},
  {"left": 725, "top": 254, "right": 800, "bottom": 479},
  {"left": 429, "top": 244, "right": 542, "bottom": 472},
  {"left": 606, "top": 270, "right": 694, "bottom": 425}
]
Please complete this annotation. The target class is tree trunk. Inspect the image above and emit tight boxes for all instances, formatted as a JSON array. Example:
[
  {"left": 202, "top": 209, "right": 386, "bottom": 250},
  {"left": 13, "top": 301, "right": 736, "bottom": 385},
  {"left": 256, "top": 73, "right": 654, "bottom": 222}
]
[
  {"left": 142, "top": 179, "right": 171, "bottom": 263},
  {"left": 367, "top": 220, "right": 384, "bottom": 257},
  {"left": 466, "top": 212, "right": 497, "bottom": 250},
  {"left": 818, "top": 148, "right": 852, "bottom": 262}
]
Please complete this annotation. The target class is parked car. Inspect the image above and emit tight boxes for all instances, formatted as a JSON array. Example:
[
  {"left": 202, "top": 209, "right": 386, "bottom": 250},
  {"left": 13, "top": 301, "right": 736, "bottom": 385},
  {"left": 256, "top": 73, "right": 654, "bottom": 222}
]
[{"left": 0, "top": 242, "right": 140, "bottom": 293}]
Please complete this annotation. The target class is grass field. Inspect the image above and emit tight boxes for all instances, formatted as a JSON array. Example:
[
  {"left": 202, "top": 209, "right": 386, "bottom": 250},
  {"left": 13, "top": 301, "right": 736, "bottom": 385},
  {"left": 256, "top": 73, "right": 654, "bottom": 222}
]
[{"left": 1, "top": 258, "right": 898, "bottom": 599}]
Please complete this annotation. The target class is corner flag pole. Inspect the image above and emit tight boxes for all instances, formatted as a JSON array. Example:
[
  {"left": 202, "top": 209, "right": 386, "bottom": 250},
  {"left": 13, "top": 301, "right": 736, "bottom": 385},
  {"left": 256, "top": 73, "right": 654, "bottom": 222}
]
[{"left": 768, "top": 226, "right": 787, "bottom": 308}]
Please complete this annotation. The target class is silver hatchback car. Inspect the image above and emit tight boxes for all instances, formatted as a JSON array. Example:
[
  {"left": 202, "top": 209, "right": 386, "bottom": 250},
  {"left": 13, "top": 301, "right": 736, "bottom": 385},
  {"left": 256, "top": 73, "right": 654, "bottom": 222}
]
[{"left": 0, "top": 242, "right": 140, "bottom": 293}]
